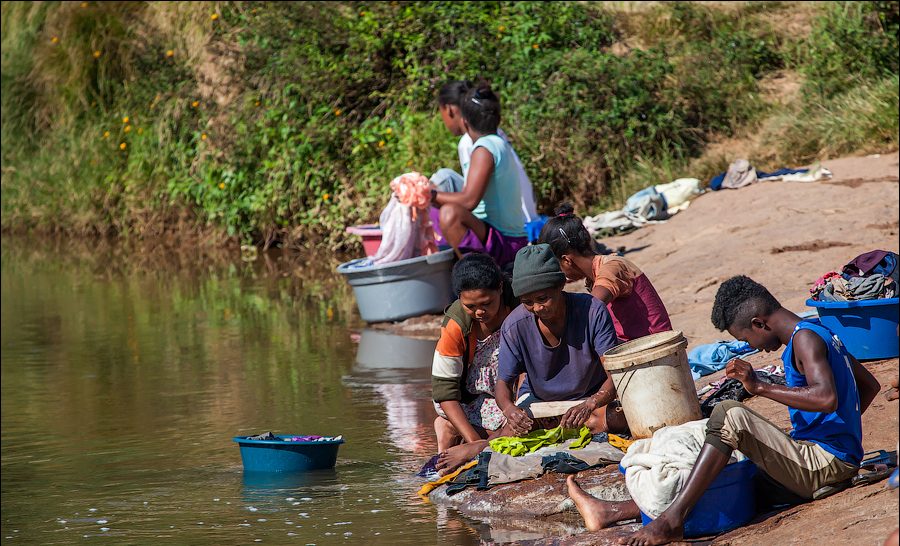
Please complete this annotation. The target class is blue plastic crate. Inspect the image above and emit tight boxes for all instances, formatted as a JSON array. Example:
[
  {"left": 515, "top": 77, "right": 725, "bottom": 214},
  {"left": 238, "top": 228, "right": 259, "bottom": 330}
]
[
  {"left": 233, "top": 435, "right": 344, "bottom": 473},
  {"left": 620, "top": 458, "right": 757, "bottom": 537},
  {"left": 806, "top": 297, "right": 900, "bottom": 360}
]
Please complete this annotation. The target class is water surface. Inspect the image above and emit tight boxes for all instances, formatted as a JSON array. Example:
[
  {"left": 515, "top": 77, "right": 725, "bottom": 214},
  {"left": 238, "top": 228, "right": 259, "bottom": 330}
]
[{"left": 0, "top": 239, "right": 483, "bottom": 545}]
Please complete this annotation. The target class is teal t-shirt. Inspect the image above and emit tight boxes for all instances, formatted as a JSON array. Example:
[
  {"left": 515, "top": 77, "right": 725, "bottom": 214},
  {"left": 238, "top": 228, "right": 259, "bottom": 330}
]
[{"left": 468, "top": 134, "right": 526, "bottom": 238}]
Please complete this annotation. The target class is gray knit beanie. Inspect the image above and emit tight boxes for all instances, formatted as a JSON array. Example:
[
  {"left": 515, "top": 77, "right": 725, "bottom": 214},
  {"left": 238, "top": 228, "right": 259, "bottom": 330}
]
[{"left": 511, "top": 244, "right": 567, "bottom": 297}]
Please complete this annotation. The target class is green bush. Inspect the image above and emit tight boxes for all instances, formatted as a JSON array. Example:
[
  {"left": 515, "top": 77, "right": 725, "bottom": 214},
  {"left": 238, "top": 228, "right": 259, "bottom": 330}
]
[{"left": 1, "top": 1, "right": 897, "bottom": 249}]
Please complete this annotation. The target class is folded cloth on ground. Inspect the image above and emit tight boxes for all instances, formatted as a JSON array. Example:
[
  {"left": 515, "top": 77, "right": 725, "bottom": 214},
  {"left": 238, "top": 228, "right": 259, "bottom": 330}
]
[
  {"left": 688, "top": 340, "right": 759, "bottom": 380},
  {"left": 489, "top": 425, "right": 592, "bottom": 456},
  {"left": 709, "top": 159, "right": 828, "bottom": 191},
  {"left": 621, "top": 419, "right": 746, "bottom": 518},
  {"left": 624, "top": 187, "right": 669, "bottom": 221}
]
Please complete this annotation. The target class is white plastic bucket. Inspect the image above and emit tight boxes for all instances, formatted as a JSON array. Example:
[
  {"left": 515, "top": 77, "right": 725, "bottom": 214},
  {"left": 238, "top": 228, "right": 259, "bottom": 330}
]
[{"left": 602, "top": 331, "right": 702, "bottom": 438}]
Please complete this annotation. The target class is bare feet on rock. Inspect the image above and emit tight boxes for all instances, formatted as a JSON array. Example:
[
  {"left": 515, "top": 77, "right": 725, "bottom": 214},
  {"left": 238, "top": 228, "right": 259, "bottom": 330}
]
[
  {"left": 618, "top": 512, "right": 684, "bottom": 545},
  {"left": 567, "top": 475, "right": 642, "bottom": 532},
  {"left": 435, "top": 440, "right": 488, "bottom": 475}
]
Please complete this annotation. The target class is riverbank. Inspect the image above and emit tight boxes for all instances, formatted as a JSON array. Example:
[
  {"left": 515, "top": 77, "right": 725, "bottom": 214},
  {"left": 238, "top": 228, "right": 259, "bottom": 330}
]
[{"left": 2, "top": 2, "right": 897, "bottom": 249}]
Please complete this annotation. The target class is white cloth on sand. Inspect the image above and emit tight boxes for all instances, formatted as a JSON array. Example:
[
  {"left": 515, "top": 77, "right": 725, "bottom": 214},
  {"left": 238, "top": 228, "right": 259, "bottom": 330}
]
[{"left": 620, "top": 419, "right": 746, "bottom": 518}]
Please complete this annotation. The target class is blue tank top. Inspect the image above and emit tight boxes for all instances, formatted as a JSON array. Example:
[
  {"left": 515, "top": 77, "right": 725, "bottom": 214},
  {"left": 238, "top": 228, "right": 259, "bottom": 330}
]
[{"left": 782, "top": 321, "right": 863, "bottom": 465}]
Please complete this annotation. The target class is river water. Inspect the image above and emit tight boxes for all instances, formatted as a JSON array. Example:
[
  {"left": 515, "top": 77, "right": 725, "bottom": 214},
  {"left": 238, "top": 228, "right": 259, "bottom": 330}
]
[{"left": 0, "top": 238, "right": 487, "bottom": 545}]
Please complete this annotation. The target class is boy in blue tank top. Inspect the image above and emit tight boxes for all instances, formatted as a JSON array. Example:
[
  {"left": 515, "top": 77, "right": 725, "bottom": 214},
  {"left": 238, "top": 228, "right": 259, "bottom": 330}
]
[{"left": 616, "top": 275, "right": 881, "bottom": 546}]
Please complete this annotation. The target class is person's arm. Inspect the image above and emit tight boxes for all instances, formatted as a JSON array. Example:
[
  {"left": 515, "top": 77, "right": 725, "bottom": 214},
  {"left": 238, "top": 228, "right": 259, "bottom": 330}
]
[
  {"left": 726, "top": 330, "right": 839, "bottom": 412},
  {"left": 438, "top": 400, "right": 483, "bottom": 444},
  {"left": 590, "top": 284, "right": 614, "bottom": 304},
  {"left": 850, "top": 355, "right": 881, "bottom": 414},
  {"left": 433, "top": 146, "right": 493, "bottom": 210},
  {"left": 496, "top": 327, "right": 533, "bottom": 435},
  {"left": 561, "top": 299, "right": 620, "bottom": 428}
]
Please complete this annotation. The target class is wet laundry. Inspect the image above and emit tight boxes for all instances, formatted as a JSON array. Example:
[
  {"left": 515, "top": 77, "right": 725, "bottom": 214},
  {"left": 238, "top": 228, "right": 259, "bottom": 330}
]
[
  {"left": 488, "top": 425, "right": 592, "bottom": 456},
  {"left": 443, "top": 439, "right": 624, "bottom": 495},
  {"left": 709, "top": 159, "right": 831, "bottom": 191},
  {"left": 810, "top": 251, "right": 899, "bottom": 302}
]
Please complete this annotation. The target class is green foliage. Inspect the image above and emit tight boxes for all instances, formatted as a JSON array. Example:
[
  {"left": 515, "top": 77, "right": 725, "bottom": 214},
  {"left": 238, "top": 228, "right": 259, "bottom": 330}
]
[
  {"left": 802, "top": 1, "right": 900, "bottom": 97},
  {"left": 1, "top": 1, "right": 898, "bottom": 249}
]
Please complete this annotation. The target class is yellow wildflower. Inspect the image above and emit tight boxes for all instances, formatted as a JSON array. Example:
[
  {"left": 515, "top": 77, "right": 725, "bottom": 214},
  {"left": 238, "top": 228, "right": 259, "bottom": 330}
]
[
  {"left": 93, "top": 50, "right": 101, "bottom": 58},
  {"left": 378, "top": 140, "right": 385, "bottom": 148},
  {"left": 191, "top": 100, "right": 200, "bottom": 108},
  {"left": 137, "top": 127, "right": 143, "bottom": 135},
  {"left": 122, "top": 116, "right": 129, "bottom": 124},
  {"left": 255, "top": 100, "right": 261, "bottom": 107},
  {"left": 165, "top": 49, "right": 174, "bottom": 58},
  {"left": 124, "top": 125, "right": 132, "bottom": 133},
  {"left": 322, "top": 193, "right": 330, "bottom": 201},
  {"left": 326, "top": 307, "right": 334, "bottom": 320},
  {"left": 334, "top": 109, "right": 342, "bottom": 116},
  {"left": 210, "top": 13, "right": 219, "bottom": 20},
  {"left": 102, "top": 130, "right": 110, "bottom": 139},
  {"left": 119, "top": 142, "right": 127, "bottom": 150},
  {"left": 406, "top": 159, "right": 413, "bottom": 166},
  {"left": 532, "top": 44, "right": 539, "bottom": 49},
  {"left": 385, "top": 127, "right": 393, "bottom": 135},
  {"left": 201, "top": 133, "right": 208, "bottom": 141},
  {"left": 51, "top": 36, "right": 59, "bottom": 44},
  {"left": 498, "top": 25, "right": 506, "bottom": 32},
  {"left": 218, "top": 182, "right": 225, "bottom": 189}
]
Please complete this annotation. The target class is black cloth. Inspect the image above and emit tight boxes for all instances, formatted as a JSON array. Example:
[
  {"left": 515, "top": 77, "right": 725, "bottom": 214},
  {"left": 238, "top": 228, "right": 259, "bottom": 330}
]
[{"left": 700, "top": 371, "right": 787, "bottom": 418}]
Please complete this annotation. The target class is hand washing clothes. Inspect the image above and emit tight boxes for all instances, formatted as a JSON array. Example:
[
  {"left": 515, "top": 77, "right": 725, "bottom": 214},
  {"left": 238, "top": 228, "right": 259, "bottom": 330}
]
[
  {"left": 588, "top": 255, "right": 673, "bottom": 342},
  {"left": 498, "top": 292, "right": 619, "bottom": 402},
  {"left": 620, "top": 419, "right": 746, "bottom": 518}
]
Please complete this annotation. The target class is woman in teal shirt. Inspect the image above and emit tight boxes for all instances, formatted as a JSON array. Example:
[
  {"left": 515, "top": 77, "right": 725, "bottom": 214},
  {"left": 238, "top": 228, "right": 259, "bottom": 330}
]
[{"left": 431, "top": 86, "right": 528, "bottom": 267}]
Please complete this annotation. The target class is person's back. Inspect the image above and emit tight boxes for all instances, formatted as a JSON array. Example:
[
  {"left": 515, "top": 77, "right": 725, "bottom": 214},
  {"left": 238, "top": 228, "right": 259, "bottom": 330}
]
[
  {"left": 459, "top": 128, "right": 538, "bottom": 223},
  {"left": 469, "top": 133, "right": 525, "bottom": 239},
  {"left": 782, "top": 320, "right": 863, "bottom": 465}
]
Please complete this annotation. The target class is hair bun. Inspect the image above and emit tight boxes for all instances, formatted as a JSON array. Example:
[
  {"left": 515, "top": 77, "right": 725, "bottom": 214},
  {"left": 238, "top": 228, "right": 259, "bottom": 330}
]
[{"left": 553, "top": 202, "right": 576, "bottom": 217}]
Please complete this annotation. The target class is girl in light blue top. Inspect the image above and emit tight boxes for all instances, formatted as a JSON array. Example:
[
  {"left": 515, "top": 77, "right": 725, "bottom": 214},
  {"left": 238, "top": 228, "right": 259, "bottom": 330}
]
[{"left": 431, "top": 86, "right": 528, "bottom": 267}]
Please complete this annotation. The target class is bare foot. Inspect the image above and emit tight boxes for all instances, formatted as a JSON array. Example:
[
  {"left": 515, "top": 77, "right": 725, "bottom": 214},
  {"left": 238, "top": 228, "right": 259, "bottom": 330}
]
[
  {"left": 618, "top": 512, "right": 684, "bottom": 545},
  {"left": 435, "top": 440, "right": 488, "bottom": 475},
  {"left": 567, "top": 475, "right": 640, "bottom": 531}
]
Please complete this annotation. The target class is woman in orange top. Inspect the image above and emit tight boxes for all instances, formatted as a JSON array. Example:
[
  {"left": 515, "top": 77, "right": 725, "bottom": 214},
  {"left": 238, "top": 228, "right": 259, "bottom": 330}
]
[{"left": 539, "top": 204, "right": 673, "bottom": 341}]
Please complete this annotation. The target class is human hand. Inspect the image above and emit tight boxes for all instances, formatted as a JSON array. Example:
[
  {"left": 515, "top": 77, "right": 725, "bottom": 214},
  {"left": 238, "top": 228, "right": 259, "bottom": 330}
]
[
  {"left": 560, "top": 398, "right": 599, "bottom": 430},
  {"left": 502, "top": 406, "right": 533, "bottom": 436},
  {"left": 725, "top": 358, "right": 761, "bottom": 394}
]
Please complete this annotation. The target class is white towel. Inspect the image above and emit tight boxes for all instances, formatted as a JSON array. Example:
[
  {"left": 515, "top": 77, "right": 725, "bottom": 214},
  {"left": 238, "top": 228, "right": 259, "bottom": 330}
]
[{"left": 620, "top": 419, "right": 745, "bottom": 518}]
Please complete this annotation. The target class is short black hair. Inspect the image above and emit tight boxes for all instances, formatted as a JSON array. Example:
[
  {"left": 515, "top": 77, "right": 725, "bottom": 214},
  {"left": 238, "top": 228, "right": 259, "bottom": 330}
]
[
  {"left": 460, "top": 86, "right": 500, "bottom": 134},
  {"left": 711, "top": 275, "right": 781, "bottom": 331},
  {"left": 438, "top": 80, "right": 472, "bottom": 107},
  {"left": 452, "top": 253, "right": 504, "bottom": 297},
  {"left": 538, "top": 202, "right": 595, "bottom": 258}
]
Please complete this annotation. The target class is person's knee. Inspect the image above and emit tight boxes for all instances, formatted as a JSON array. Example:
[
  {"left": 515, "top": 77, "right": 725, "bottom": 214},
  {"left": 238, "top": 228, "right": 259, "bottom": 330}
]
[
  {"left": 439, "top": 203, "right": 463, "bottom": 229},
  {"left": 434, "top": 416, "right": 457, "bottom": 436},
  {"left": 709, "top": 400, "right": 745, "bottom": 427}
]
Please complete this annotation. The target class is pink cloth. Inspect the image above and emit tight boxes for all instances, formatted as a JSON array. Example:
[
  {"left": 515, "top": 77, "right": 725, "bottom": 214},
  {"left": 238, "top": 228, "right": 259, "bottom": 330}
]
[
  {"left": 810, "top": 271, "right": 841, "bottom": 294},
  {"left": 371, "top": 172, "right": 437, "bottom": 265}
]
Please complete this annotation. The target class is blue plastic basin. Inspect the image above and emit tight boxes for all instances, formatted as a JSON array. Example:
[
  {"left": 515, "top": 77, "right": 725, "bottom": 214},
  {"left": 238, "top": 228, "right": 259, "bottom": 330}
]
[
  {"left": 233, "top": 435, "right": 345, "bottom": 473},
  {"left": 806, "top": 297, "right": 900, "bottom": 360},
  {"left": 620, "top": 458, "right": 757, "bottom": 537}
]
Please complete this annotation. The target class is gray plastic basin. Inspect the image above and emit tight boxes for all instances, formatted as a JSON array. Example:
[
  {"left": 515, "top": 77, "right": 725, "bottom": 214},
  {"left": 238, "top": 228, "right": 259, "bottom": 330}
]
[{"left": 337, "top": 249, "right": 455, "bottom": 323}]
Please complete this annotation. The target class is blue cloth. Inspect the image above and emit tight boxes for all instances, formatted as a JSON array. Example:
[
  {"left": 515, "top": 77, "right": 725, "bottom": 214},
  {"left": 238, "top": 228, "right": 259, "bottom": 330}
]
[
  {"left": 498, "top": 292, "right": 619, "bottom": 401},
  {"left": 469, "top": 135, "right": 526, "bottom": 238},
  {"left": 688, "top": 340, "right": 759, "bottom": 379},
  {"left": 708, "top": 167, "right": 809, "bottom": 190},
  {"left": 525, "top": 215, "right": 548, "bottom": 243},
  {"left": 782, "top": 321, "right": 863, "bottom": 466}
]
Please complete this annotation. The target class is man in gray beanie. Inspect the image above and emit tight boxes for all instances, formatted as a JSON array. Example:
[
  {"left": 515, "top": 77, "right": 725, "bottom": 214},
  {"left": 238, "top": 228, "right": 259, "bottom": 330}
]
[{"left": 495, "top": 244, "right": 628, "bottom": 435}]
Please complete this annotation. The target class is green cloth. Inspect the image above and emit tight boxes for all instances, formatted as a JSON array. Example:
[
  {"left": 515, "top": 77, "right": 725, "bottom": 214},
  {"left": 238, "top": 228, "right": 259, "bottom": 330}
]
[{"left": 489, "top": 425, "right": 592, "bottom": 456}]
